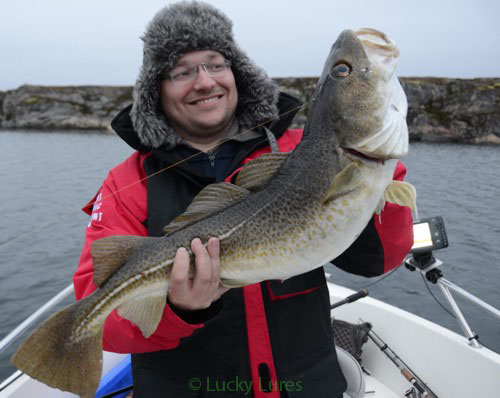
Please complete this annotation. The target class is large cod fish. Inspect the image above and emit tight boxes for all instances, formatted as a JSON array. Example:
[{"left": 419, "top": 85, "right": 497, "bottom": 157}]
[{"left": 12, "top": 28, "right": 415, "bottom": 397}]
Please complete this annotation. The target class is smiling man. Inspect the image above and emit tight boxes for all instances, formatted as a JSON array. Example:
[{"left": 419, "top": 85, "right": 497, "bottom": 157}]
[
  {"left": 159, "top": 50, "right": 239, "bottom": 151},
  {"left": 73, "top": 2, "right": 413, "bottom": 397}
]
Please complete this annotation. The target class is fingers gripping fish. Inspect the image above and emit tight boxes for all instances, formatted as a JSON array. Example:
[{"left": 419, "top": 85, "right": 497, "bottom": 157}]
[{"left": 12, "top": 28, "right": 416, "bottom": 397}]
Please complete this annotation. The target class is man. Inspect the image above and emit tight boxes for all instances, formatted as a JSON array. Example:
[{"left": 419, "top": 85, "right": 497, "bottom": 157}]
[{"left": 74, "top": 2, "right": 413, "bottom": 397}]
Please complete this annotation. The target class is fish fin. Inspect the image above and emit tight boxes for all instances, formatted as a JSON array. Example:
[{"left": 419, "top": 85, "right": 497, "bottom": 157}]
[
  {"left": 384, "top": 181, "right": 417, "bottom": 212},
  {"left": 12, "top": 301, "right": 103, "bottom": 398},
  {"left": 220, "top": 278, "right": 258, "bottom": 288},
  {"left": 163, "top": 183, "right": 250, "bottom": 235},
  {"left": 323, "top": 162, "right": 362, "bottom": 203},
  {"left": 117, "top": 289, "right": 168, "bottom": 338},
  {"left": 235, "top": 152, "right": 289, "bottom": 191},
  {"left": 91, "top": 235, "right": 151, "bottom": 287},
  {"left": 375, "top": 198, "right": 386, "bottom": 216}
]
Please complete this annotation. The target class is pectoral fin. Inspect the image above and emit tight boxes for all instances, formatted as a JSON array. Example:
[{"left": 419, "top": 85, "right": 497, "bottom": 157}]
[
  {"left": 323, "top": 162, "right": 362, "bottom": 203},
  {"left": 117, "top": 290, "right": 167, "bottom": 338},
  {"left": 376, "top": 180, "right": 417, "bottom": 215},
  {"left": 91, "top": 235, "right": 152, "bottom": 287},
  {"left": 235, "top": 152, "right": 289, "bottom": 191},
  {"left": 163, "top": 183, "right": 250, "bottom": 236}
]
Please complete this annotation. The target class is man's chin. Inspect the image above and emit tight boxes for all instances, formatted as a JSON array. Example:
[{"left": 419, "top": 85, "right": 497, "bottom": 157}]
[{"left": 186, "top": 116, "right": 235, "bottom": 140}]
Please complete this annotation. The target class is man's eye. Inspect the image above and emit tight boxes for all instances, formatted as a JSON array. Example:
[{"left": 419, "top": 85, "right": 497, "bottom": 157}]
[
  {"left": 208, "top": 63, "right": 225, "bottom": 72},
  {"left": 174, "top": 70, "right": 192, "bottom": 78},
  {"left": 171, "top": 67, "right": 197, "bottom": 80}
]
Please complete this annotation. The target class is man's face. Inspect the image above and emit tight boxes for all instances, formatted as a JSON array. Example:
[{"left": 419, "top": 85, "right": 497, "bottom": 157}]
[{"left": 160, "top": 50, "right": 238, "bottom": 146}]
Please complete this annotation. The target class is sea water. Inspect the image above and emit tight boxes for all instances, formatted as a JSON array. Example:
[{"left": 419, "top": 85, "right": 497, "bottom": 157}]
[{"left": 0, "top": 131, "right": 499, "bottom": 381}]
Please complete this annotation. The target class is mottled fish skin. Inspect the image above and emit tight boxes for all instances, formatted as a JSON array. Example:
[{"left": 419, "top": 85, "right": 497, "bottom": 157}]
[
  {"left": 77, "top": 27, "right": 409, "bottom": 332},
  {"left": 12, "top": 28, "right": 413, "bottom": 398}
]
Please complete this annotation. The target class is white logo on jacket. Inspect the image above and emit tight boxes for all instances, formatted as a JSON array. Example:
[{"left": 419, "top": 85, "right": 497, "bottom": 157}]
[{"left": 88, "top": 193, "right": 103, "bottom": 227}]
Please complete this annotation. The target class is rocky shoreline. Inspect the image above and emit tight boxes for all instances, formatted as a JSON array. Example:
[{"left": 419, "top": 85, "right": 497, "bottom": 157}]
[{"left": 1, "top": 77, "right": 499, "bottom": 144}]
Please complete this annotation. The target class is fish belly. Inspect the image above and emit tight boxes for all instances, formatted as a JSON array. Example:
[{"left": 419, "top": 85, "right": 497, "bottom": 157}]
[{"left": 219, "top": 161, "right": 396, "bottom": 283}]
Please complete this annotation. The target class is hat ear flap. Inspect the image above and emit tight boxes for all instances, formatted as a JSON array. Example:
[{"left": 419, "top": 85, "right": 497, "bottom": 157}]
[
  {"left": 131, "top": 65, "right": 183, "bottom": 149},
  {"left": 232, "top": 52, "right": 280, "bottom": 130}
]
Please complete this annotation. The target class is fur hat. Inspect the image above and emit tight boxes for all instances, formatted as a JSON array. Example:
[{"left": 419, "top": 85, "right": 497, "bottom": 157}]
[{"left": 130, "top": 1, "right": 280, "bottom": 149}]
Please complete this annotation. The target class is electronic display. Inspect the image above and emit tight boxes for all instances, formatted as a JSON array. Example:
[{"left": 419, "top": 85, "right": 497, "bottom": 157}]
[{"left": 410, "top": 216, "right": 448, "bottom": 254}]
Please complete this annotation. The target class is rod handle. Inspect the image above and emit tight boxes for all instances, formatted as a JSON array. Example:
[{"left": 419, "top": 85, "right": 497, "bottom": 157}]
[
  {"left": 345, "top": 289, "right": 369, "bottom": 303},
  {"left": 330, "top": 289, "right": 369, "bottom": 309},
  {"left": 401, "top": 369, "right": 436, "bottom": 398}
]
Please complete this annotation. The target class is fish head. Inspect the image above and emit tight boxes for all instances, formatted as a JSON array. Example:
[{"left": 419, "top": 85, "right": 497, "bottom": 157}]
[{"left": 311, "top": 28, "right": 408, "bottom": 160}]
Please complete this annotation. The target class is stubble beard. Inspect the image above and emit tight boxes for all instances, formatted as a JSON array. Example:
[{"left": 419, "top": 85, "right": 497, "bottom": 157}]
[{"left": 181, "top": 108, "right": 236, "bottom": 144}]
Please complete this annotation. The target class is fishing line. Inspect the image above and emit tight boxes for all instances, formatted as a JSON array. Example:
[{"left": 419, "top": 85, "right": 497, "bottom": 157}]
[
  {"left": 359, "top": 263, "right": 402, "bottom": 290},
  {"left": 364, "top": 263, "right": 458, "bottom": 321},
  {"left": 0, "top": 98, "right": 315, "bottom": 251},
  {"left": 91, "top": 97, "right": 315, "bottom": 203}
]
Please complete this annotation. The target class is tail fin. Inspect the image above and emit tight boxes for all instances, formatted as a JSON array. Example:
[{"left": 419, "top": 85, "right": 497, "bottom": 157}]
[{"left": 11, "top": 301, "right": 104, "bottom": 398}]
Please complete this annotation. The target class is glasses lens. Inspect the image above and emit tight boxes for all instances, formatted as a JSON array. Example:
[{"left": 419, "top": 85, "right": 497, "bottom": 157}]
[
  {"left": 170, "top": 65, "right": 198, "bottom": 82},
  {"left": 167, "top": 60, "right": 231, "bottom": 83}
]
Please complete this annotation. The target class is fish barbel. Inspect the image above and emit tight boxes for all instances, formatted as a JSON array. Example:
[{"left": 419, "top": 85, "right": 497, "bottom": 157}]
[{"left": 12, "top": 28, "right": 416, "bottom": 397}]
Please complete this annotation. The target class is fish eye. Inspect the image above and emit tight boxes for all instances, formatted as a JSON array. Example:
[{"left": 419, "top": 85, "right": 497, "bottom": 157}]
[{"left": 331, "top": 62, "right": 352, "bottom": 78}]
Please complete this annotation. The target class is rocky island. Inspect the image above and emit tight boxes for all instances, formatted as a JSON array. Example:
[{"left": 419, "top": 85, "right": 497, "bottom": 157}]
[{"left": 1, "top": 77, "right": 499, "bottom": 144}]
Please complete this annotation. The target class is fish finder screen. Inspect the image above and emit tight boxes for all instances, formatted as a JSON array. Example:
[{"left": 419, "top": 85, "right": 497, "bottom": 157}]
[
  {"left": 410, "top": 217, "right": 448, "bottom": 254},
  {"left": 411, "top": 222, "right": 433, "bottom": 250}
]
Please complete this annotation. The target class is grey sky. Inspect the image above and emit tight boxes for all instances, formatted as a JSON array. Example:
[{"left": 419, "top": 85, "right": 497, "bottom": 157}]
[{"left": 1, "top": 0, "right": 499, "bottom": 91}]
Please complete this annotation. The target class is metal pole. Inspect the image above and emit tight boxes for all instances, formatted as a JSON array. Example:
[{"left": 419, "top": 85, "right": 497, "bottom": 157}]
[
  {"left": 439, "top": 278, "right": 500, "bottom": 320},
  {"left": 436, "top": 282, "right": 481, "bottom": 348},
  {"left": 0, "top": 284, "right": 74, "bottom": 354}
]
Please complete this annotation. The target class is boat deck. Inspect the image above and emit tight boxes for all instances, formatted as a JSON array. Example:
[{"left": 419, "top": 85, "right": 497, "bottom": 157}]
[{"left": 2, "top": 283, "right": 500, "bottom": 398}]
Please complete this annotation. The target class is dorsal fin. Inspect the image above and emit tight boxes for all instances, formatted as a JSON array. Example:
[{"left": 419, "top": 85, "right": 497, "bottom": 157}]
[
  {"left": 235, "top": 153, "right": 289, "bottom": 191},
  {"left": 91, "top": 235, "right": 150, "bottom": 287},
  {"left": 163, "top": 183, "right": 250, "bottom": 236}
]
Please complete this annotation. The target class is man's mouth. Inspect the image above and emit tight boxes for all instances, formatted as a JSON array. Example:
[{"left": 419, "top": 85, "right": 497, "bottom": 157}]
[{"left": 189, "top": 94, "right": 223, "bottom": 105}]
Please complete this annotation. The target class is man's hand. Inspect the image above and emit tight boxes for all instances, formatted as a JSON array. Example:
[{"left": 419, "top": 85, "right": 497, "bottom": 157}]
[{"left": 168, "top": 237, "right": 229, "bottom": 311}]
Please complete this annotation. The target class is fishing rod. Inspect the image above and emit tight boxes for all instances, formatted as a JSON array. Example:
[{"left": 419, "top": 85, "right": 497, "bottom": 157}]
[
  {"left": 364, "top": 325, "right": 438, "bottom": 398},
  {"left": 330, "top": 289, "right": 369, "bottom": 309},
  {"left": 0, "top": 99, "right": 314, "bottom": 252}
]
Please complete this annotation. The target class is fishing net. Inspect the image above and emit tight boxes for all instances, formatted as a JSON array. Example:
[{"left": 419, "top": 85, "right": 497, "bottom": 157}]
[{"left": 332, "top": 319, "right": 372, "bottom": 364}]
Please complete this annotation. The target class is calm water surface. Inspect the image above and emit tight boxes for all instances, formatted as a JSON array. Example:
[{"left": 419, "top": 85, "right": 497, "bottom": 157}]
[{"left": 0, "top": 131, "right": 499, "bottom": 381}]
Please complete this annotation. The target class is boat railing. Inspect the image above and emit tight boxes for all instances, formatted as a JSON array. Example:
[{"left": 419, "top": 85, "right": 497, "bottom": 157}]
[
  {"left": 405, "top": 216, "right": 500, "bottom": 349},
  {"left": 405, "top": 256, "right": 500, "bottom": 349},
  {"left": 0, "top": 284, "right": 74, "bottom": 354}
]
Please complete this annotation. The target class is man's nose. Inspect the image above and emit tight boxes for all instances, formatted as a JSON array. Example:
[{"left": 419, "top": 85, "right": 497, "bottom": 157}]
[{"left": 193, "top": 65, "right": 217, "bottom": 90}]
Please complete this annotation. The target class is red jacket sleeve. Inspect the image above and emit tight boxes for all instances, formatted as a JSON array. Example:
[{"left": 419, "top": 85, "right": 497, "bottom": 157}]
[
  {"left": 373, "top": 161, "right": 414, "bottom": 271},
  {"left": 73, "top": 152, "right": 203, "bottom": 353}
]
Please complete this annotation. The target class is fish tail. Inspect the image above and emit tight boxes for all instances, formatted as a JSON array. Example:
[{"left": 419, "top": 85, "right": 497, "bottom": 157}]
[{"left": 11, "top": 301, "right": 103, "bottom": 398}]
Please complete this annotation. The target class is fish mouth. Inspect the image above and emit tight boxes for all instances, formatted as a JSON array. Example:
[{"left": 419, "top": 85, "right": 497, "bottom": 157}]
[
  {"left": 342, "top": 147, "right": 385, "bottom": 163},
  {"left": 354, "top": 28, "right": 400, "bottom": 69},
  {"left": 345, "top": 29, "right": 408, "bottom": 160}
]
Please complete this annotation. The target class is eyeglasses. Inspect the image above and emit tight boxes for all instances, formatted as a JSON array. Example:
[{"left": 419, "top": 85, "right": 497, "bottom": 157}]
[{"left": 161, "top": 60, "right": 231, "bottom": 84}]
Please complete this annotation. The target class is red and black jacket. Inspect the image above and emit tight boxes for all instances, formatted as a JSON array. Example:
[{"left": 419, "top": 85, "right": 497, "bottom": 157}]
[{"left": 74, "top": 93, "right": 413, "bottom": 397}]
